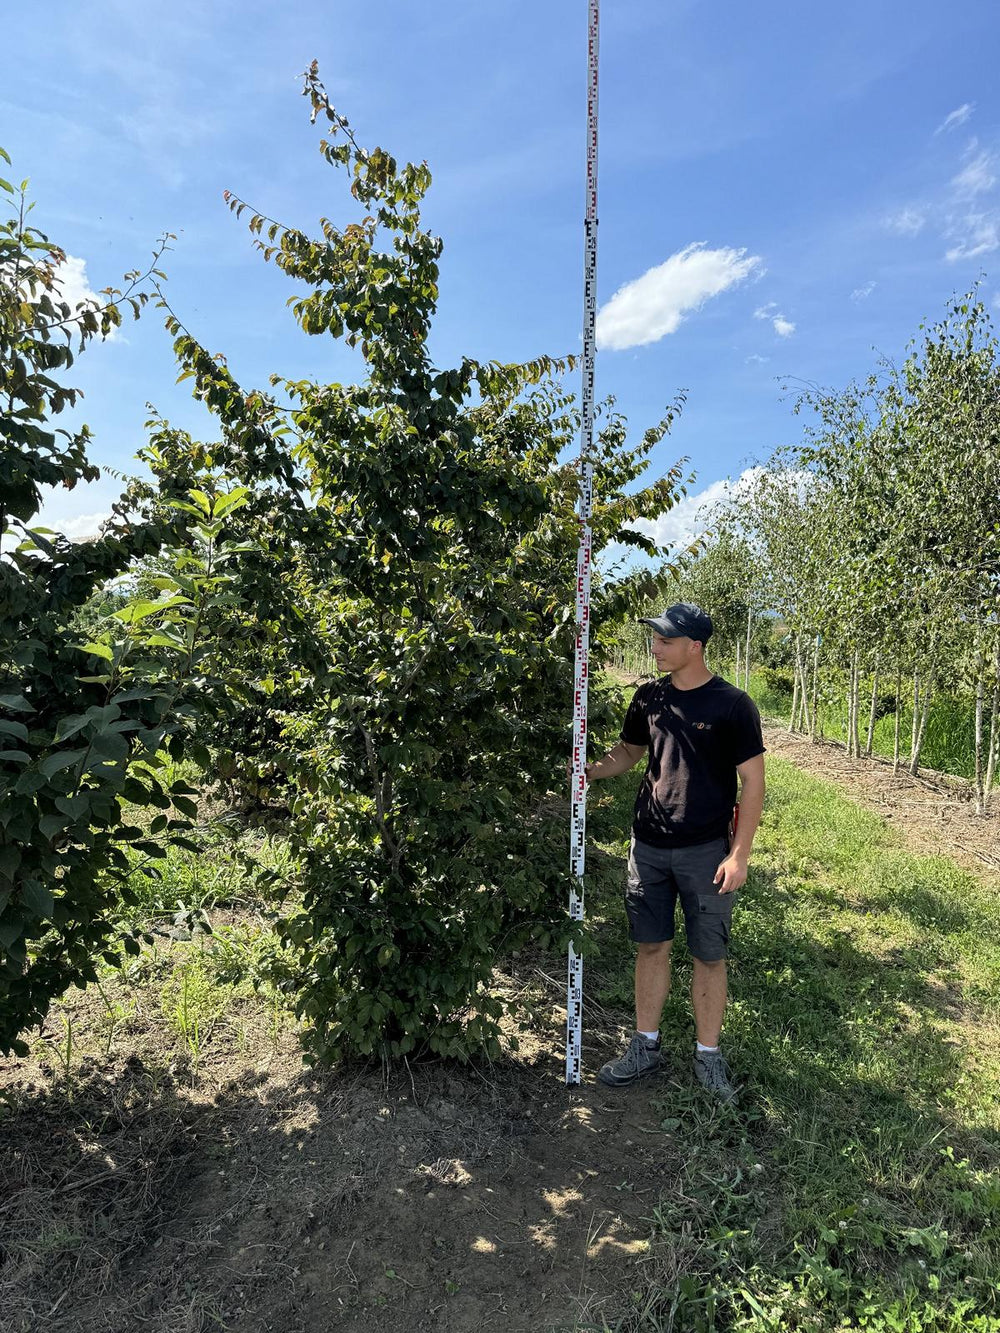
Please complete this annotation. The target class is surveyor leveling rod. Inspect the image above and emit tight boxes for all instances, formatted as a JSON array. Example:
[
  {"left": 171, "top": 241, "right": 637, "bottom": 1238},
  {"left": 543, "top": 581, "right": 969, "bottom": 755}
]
[{"left": 567, "top": 0, "right": 600, "bottom": 1087}]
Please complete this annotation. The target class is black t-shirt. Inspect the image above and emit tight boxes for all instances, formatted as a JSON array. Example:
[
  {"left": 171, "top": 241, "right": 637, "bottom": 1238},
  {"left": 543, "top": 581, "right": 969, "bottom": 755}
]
[{"left": 620, "top": 674, "right": 765, "bottom": 848}]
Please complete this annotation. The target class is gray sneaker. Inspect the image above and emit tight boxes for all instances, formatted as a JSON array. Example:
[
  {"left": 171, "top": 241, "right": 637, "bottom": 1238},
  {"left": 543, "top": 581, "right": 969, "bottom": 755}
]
[
  {"left": 693, "top": 1049, "right": 738, "bottom": 1103},
  {"left": 597, "top": 1033, "right": 662, "bottom": 1087}
]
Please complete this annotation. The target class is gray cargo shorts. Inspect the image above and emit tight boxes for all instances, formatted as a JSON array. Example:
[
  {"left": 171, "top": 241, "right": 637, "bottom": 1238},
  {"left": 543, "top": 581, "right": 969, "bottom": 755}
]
[{"left": 624, "top": 835, "right": 735, "bottom": 961}]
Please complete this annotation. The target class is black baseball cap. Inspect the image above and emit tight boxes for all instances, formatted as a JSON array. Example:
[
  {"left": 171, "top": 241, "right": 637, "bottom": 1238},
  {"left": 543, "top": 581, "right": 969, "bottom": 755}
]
[{"left": 640, "top": 602, "right": 713, "bottom": 643}]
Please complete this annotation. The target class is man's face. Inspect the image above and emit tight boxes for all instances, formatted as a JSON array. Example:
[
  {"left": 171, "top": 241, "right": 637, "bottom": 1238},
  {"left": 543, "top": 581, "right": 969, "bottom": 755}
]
[{"left": 650, "top": 632, "right": 695, "bottom": 673}]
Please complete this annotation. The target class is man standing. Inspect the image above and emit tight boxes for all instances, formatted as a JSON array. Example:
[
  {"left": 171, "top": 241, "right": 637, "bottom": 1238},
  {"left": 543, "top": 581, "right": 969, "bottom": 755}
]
[{"left": 584, "top": 603, "right": 765, "bottom": 1101}]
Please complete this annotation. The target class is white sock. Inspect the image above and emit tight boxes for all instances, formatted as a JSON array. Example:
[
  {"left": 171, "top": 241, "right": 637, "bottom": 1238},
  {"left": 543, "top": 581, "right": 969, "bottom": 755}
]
[
  {"left": 639, "top": 1030, "right": 659, "bottom": 1043},
  {"left": 696, "top": 1041, "right": 719, "bottom": 1053}
]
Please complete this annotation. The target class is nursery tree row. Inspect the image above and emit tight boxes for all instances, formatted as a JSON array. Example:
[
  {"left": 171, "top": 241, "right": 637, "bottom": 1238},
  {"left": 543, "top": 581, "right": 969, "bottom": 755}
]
[{"left": 706, "top": 295, "right": 1000, "bottom": 811}]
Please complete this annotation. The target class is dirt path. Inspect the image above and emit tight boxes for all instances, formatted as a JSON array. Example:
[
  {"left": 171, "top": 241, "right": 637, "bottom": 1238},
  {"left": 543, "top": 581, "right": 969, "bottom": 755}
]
[{"left": 762, "top": 723, "right": 1000, "bottom": 886}]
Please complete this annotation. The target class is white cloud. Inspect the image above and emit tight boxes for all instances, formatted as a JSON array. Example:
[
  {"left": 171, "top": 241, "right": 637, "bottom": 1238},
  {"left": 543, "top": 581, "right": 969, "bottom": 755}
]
[
  {"left": 851, "top": 281, "right": 877, "bottom": 302},
  {"left": 754, "top": 302, "right": 795, "bottom": 337},
  {"left": 883, "top": 130, "right": 999, "bottom": 264},
  {"left": 51, "top": 255, "right": 117, "bottom": 340},
  {"left": 745, "top": 353, "right": 770, "bottom": 364},
  {"left": 49, "top": 511, "right": 111, "bottom": 542},
  {"left": 944, "top": 212, "right": 1000, "bottom": 262},
  {"left": 629, "top": 470, "right": 763, "bottom": 551},
  {"left": 596, "top": 242, "right": 762, "bottom": 350},
  {"left": 951, "top": 150, "right": 997, "bottom": 199},
  {"left": 53, "top": 255, "right": 98, "bottom": 307},
  {"left": 935, "top": 103, "right": 974, "bottom": 135},
  {"left": 884, "top": 207, "right": 926, "bottom": 236},
  {"left": 2, "top": 508, "right": 111, "bottom": 557}
]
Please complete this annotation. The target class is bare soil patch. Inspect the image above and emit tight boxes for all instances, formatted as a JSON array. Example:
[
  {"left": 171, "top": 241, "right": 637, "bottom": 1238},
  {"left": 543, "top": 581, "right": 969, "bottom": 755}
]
[
  {"left": 762, "top": 723, "right": 1000, "bottom": 887},
  {"left": 0, "top": 970, "right": 725, "bottom": 1333}
]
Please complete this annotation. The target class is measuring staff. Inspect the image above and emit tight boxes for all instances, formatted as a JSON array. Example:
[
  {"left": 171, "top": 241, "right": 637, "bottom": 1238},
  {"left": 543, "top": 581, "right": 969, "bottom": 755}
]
[{"left": 566, "top": 0, "right": 600, "bottom": 1086}]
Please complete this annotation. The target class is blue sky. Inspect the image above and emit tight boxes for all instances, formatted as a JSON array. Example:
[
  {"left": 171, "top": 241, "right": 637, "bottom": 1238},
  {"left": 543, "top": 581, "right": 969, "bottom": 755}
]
[{"left": 5, "top": 0, "right": 1000, "bottom": 553}]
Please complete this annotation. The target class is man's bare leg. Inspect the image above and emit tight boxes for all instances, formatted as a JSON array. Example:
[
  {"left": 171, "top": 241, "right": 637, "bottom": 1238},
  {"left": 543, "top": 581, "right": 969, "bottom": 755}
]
[
  {"left": 635, "top": 940, "right": 672, "bottom": 1033},
  {"left": 691, "top": 957, "right": 727, "bottom": 1047}
]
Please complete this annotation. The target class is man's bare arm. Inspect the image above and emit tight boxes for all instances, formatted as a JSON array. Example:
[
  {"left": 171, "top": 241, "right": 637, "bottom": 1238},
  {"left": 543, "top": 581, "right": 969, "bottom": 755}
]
[
  {"left": 584, "top": 741, "right": 647, "bottom": 782},
  {"left": 714, "top": 753, "right": 765, "bottom": 894},
  {"left": 731, "top": 753, "right": 765, "bottom": 861}
]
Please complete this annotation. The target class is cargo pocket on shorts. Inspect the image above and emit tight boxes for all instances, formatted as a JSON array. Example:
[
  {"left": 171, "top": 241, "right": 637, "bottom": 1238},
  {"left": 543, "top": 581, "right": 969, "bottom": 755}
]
[
  {"left": 624, "top": 867, "right": 643, "bottom": 908},
  {"left": 694, "top": 892, "right": 733, "bottom": 955}
]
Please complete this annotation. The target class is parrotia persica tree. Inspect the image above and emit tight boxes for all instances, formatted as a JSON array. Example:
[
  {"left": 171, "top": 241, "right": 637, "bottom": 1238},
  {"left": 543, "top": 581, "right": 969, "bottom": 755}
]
[{"left": 147, "top": 65, "right": 694, "bottom": 1063}]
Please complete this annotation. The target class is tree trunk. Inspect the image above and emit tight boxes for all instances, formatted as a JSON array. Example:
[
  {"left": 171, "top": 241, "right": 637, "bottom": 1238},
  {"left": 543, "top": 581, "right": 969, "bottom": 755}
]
[
  {"left": 735, "top": 639, "right": 741, "bottom": 689},
  {"left": 974, "top": 653, "right": 986, "bottom": 815},
  {"left": 910, "top": 674, "right": 933, "bottom": 776},
  {"left": 744, "top": 606, "right": 753, "bottom": 693},
  {"left": 865, "top": 654, "right": 880, "bottom": 758},
  {"left": 810, "top": 635, "right": 820, "bottom": 741},
  {"left": 805, "top": 637, "right": 816, "bottom": 735},
  {"left": 985, "top": 663, "right": 1000, "bottom": 814},
  {"left": 789, "top": 635, "right": 801, "bottom": 734},
  {"left": 910, "top": 669, "right": 920, "bottom": 767},
  {"left": 801, "top": 640, "right": 814, "bottom": 736},
  {"left": 893, "top": 665, "right": 902, "bottom": 774},
  {"left": 848, "top": 649, "right": 861, "bottom": 757},
  {"left": 848, "top": 653, "right": 858, "bottom": 751}
]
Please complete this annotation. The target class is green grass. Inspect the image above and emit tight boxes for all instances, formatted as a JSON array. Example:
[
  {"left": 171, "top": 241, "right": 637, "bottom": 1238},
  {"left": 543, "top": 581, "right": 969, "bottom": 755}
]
[
  {"left": 579, "top": 757, "right": 1000, "bottom": 1332},
  {"left": 114, "top": 822, "right": 294, "bottom": 924}
]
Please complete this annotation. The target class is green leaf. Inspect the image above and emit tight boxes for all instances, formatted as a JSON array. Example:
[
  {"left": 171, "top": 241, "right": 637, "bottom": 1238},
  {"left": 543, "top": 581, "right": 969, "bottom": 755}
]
[
  {"left": 54, "top": 714, "right": 91, "bottom": 743},
  {"left": 89, "top": 729, "right": 129, "bottom": 762},
  {"left": 0, "top": 694, "right": 34, "bottom": 713},
  {"left": 55, "top": 794, "right": 91, "bottom": 819},
  {"left": 21, "top": 880, "right": 55, "bottom": 919},
  {"left": 212, "top": 487, "right": 250, "bottom": 518},
  {"left": 142, "top": 633, "right": 186, "bottom": 649},
  {"left": 0, "top": 719, "right": 29, "bottom": 740},
  {"left": 112, "top": 599, "right": 166, "bottom": 625},
  {"left": 122, "top": 777, "right": 150, "bottom": 804},
  {"left": 13, "top": 767, "right": 46, "bottom": 793},
  {"left": 38, "top": 814, "right": 67, "bottom": 840},
  {"left": 39, "top": 749, "right": 88, "bottom": 779},
  {"left": 77, "top": 641, "right": 114, "bottom": 661},
  {"left": 0, "top": 916, "right": 25, "bottom": 950},
  {"left": 133, "top": 841, "right": 167, "bottom": 859}
]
